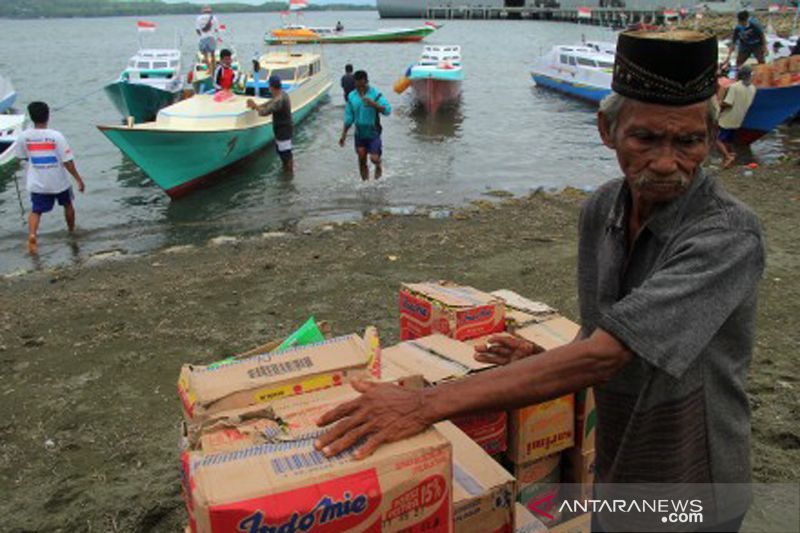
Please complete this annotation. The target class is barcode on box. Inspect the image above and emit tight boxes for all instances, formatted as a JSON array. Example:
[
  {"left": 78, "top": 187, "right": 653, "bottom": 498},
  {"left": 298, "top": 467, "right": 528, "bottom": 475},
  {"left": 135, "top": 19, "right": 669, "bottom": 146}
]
[
  {"left": 271, "top": 448, "right": 355, "bottom": 474},
  {"left": 248, "top": 356, "right": 314, "bottom": 379}
]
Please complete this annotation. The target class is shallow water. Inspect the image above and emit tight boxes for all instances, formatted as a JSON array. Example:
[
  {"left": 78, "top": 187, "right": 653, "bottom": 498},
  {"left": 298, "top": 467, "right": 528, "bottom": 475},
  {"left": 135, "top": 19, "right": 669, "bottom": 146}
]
[{"left": 0, "top": 11, "right": 795, "bottom": 274}]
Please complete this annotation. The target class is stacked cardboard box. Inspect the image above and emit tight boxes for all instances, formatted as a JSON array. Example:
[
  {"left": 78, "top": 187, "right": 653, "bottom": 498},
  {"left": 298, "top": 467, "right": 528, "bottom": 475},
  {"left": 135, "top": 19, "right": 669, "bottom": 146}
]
[
  {"left": 177, "top": 330, "right": 456, "bottom": 533},
  {"left": 383, "top": 333, "right": 509, "bottom": 455}
]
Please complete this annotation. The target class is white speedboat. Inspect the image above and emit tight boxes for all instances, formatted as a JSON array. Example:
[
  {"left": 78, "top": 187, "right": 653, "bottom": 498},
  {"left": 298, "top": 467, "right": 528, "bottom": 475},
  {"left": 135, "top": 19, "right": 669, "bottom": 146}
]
[
  {"left": 530, "top": 44, "right": 614, "bottom": 103},
  {"left": 0, "top": 74, "right": 17, "bottom": 114},
  {"left": 0, "top": 113, "right": 24, "bottom": 167},
  {"left": 104, "top": 48, "right": 184, "bottom": 124},
  {"left": 408, "top": 45, "right": 464, "bottom": 114}
]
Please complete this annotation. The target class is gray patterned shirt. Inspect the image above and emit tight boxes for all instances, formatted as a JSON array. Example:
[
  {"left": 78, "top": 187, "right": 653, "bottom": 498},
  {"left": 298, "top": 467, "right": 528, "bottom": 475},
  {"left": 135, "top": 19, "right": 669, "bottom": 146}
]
[{"left": 577, "top": 171, "right": 765, "bottom": 526}]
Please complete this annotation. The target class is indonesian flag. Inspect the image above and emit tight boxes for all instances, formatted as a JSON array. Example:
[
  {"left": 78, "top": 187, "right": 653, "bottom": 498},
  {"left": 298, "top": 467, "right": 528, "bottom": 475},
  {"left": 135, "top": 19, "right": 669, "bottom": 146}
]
[
  {"left": 289, "top": 0, "right": 308, "bottom": 11},
  {"left": 768, "top": 4, "right": 780, "bottom": 13},
  {"left": 137, "top": 20, "right": 156, "bottom": 32},
  {"left": 218, "top": 24, "right": 227, "bottom": 32},
  {"left": 577, "top": 7, "right": 591, "bottom": 19}
]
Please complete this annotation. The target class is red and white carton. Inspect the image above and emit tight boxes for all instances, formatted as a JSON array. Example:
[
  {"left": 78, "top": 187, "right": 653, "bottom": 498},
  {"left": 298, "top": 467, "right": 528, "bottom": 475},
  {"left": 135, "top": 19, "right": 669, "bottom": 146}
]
[
  {"left": 399, "top": 282, "right": 505, "bottom": 341},
  {"left": 383, "top": 335, "right": 508, "bottom": 455},
  {"left": 184, "top": 386, "right": 453, "bottom": 532}
]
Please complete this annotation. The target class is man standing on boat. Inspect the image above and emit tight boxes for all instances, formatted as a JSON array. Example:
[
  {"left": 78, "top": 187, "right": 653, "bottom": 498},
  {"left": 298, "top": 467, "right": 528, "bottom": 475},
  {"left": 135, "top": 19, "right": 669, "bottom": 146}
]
[
  {"left": 247, "top": 75, "right": 294, "bottom": 173},
  {"left": 339, "top": 70, "right": 392, "bottom": 181},
  {"left": 196, "top": 5, "right": 219, "bottom": 72},
  {"left": 717, "top": 66, "right": 756, "bottom": 168},
  {"left": 15, "top": 102, "right": 86, "bottom": 255},
  {"left": 725, "top": 10, "right": 766, "bottom": 67},
  {"left": 319, "top": 30, "right": 765, "bottom": 533}
]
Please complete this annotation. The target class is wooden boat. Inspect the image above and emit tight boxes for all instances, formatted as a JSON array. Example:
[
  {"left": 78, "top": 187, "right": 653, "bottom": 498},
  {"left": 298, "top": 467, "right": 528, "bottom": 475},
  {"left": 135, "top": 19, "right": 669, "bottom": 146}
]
[
  {"left": 530, "top": 44, "right": 614, "bottom": 103},
  {"left": 99, "top": 51, "right": 331, "bottom": 199},
  {"left": 408, "top": 45, "right": 463, "bottom": 114},
  {"left": 265, "top": 23, "right": 437, "bottom": 45},
  {"left": 0, "top": 74, "right": 17, "bottom": 114},
  {"left": 0, "top": 113, "right": 24, "bottom": 167},
  {"left": 104, "top": 49, "right": 184, "bottom": 124}
]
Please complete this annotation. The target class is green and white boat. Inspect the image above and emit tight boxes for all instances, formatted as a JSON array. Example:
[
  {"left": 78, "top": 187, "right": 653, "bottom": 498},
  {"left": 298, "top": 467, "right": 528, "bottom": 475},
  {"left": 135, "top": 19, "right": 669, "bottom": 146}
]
[
  {"left": 265, "top": 23, "right": 438, "bottom": 45},
  {"left": 104, "top": 49, "right": 184, "bottom": 124},
  {"left": 99, "top": 51, "right": 332, "bottom": 199}
]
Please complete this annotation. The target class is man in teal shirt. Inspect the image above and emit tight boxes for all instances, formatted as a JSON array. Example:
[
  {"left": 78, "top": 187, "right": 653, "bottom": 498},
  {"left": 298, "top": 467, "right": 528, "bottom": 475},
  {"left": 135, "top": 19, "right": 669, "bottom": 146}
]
[{"left": 339, "top": 70, "right": 392, "bottom": 180}]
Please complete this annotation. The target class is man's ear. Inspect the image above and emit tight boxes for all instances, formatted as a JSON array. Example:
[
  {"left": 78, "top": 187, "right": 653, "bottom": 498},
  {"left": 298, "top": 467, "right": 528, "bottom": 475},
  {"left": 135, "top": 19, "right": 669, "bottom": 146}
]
[{"left": 597, "top": 112, "right": 615, "bottom": 149}]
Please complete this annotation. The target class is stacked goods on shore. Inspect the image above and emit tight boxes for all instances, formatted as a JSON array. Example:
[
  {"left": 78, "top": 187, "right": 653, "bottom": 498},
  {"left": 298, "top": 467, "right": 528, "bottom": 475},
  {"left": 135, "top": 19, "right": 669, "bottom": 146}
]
[
  {"left": 174, "top": 283, "right": 596, "bottom": 532},
  {"left": 677, "top": 12, "right": 799, "bottom": 39}
]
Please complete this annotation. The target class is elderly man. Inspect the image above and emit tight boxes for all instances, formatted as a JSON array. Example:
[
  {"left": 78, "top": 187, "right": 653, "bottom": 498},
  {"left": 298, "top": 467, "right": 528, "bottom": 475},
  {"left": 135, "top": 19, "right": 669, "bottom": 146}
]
[{"left": 317, "top": 30, "right": 764, "bottom": 532}]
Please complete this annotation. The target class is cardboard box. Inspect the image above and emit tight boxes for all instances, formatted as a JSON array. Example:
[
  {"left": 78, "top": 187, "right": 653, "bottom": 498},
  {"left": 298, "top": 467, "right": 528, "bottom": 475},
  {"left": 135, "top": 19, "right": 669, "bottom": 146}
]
[
  {"left": 574, "top": 388, "right": 596, "bottom": 453},
  {"left": 178, "top": 330, "right": 379, "bottom": 422},
  {"left": 184, "top": 387, "right": 454, "bottom": 532},
  {"left": 772, "top": 72, "right": 794, "bottom": 87},
  {"left": 507, "top": 395, "right": 574, "bottom": 464},
  {"left": 514, "top": 453, "right": 561, "bottom": 527},
  {"left": 490, "top": 290, "right": 557, "bottom": 331},
  {"left": 514, "top": 316, "right": 580, "bottom": 351},
  {"left": 562, "top": 448, "right": 596, "bottom": 503},
  {"left": 513, "top": 503, "right": 547, "bottom": 533},
  {"left": 790, "top": 55, "right": 800, "bottom": 73},
  {"left": 400, "top": 281, "right": 505, "bottom": 341},
  {"left": 383, "top": 335, "right": 508, "bottom": 454},
  {"left": 436, "top": 422, "right": 516, "bottom": 533},
  {"left": 548, "top": 513, "right": 591, "bottom": 533},
  {"left": 773, "top": 57, "right": 790, "bottom": 74},
  {"left": 752, "top": 64, "right": 773, "bottom": 87}
]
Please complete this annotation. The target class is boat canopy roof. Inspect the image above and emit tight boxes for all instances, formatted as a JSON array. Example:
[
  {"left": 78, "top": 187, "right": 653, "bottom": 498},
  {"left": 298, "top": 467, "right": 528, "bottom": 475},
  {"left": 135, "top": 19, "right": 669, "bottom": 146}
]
[
  {"left": 128, "top": 49, "right": 181, "bottom": 72},
  {"left": 418, "top": 45, "right": 461, "bottom": 66},
  {"left": 553, "top": 46, "right": 615, "bottom": 69}
]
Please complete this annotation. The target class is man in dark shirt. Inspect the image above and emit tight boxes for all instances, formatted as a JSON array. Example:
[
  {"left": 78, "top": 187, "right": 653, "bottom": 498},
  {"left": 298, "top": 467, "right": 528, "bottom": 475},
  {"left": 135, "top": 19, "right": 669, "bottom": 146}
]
[
  {"left": 726, "top": 10, "right": 766, "bottom": 66},
  {"left": 317, "top": 30, "right": 765, "bottom": 533},
  {"left": 247, "top": 75, "right": 293, "bottom": 173},
  {"left": 340, "top": 64, "right": 355, "bottom": 103}
]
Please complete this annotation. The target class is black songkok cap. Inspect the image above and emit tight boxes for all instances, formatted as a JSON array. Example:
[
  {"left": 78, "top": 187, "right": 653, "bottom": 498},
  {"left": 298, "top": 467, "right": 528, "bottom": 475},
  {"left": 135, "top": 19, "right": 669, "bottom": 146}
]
[{"left": 612, "top": 30, "right": 718, "bottom": 106}]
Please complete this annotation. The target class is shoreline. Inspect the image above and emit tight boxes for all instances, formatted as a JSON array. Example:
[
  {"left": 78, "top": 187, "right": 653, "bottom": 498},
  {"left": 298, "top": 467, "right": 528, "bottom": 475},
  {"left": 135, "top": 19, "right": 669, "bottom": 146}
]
[{"left": 0, "top": 161, "right": 798, "bottom": 530}]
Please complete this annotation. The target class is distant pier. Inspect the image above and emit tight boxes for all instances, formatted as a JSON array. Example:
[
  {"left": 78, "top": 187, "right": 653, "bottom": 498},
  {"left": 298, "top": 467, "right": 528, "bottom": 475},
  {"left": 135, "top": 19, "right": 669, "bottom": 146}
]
[{"left": 420, "top": 6, "right": 680, "bottom": 27}]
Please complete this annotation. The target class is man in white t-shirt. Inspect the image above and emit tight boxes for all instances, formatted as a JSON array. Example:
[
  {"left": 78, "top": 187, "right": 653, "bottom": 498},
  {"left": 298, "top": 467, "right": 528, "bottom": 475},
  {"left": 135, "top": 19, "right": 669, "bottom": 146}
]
[
  {"left": 196, "top": 5, "right": 219, "bottom": 71},
  {"left": 716, "top": 66, "right": 756, "bottom": 168},
  {"left": 15, "top": 102, "right": 86, "bottom": 255}
]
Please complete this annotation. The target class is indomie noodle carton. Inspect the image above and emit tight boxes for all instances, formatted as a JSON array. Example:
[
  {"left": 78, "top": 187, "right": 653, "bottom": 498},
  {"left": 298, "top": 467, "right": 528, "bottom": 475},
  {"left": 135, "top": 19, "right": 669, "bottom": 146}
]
[
  {"left": 399, "top": 282, "right": 505, "bottom": 341},
  {"left": 178, "top": 329, "right": 380, "bottom": 423},
  {"left": 183, "top": 385, "right": 454, "bottom": 532}
]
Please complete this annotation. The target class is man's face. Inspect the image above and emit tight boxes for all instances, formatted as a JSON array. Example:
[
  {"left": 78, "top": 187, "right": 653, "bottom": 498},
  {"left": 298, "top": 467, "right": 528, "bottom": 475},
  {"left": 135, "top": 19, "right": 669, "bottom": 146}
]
[
  {"left": 355, "top": 78, "right": 368, "bottom": 92},
  {"left": 599, "top": 99, "right": 711, "bottom": 204}
]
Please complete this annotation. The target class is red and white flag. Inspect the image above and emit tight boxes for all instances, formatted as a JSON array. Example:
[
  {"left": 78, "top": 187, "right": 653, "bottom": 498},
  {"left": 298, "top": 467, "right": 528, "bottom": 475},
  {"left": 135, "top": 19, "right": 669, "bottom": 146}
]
[
  {"left": 577, "top": 7, "right": 591, "bottom": 19},
  {"left": 137, "top": 20, "right": 156, "bottom": 32},
  {"left": 663, "top": 9, "right": 678, "bottom": 18},
  {"left": 289, "top": 0, "right": 308, "bottom": 11},
  {"left": 768, "top": 4, "right": 780, "bottom": 13},
  {"left": 218, "top": 24, "right": 227, "bottom": 31}
]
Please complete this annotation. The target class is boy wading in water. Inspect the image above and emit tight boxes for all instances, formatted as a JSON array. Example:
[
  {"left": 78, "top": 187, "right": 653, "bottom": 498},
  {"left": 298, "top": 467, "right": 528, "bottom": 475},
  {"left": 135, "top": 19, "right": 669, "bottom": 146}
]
[{"left": 15, "top": 102, "right": 86, "bottom": 255}]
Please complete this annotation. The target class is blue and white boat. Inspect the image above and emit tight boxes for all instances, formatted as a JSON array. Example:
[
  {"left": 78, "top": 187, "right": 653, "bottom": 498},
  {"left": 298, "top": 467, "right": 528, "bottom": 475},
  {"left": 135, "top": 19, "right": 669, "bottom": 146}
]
[
  {"left": 0, "top": 113, "right": 25, "bottom": 167},
  {"left": 530, "top": 44, "right": 614, "bottom": 104},
  {"left": 0, "top": 74, "right": 17, "bottom": 114}
]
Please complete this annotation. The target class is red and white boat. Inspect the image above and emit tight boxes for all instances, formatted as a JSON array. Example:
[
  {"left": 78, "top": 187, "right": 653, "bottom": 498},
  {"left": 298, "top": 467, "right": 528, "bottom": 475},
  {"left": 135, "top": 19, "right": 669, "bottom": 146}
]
[{"left": 408, "top": 45, "right": 463, "bottom": 114}]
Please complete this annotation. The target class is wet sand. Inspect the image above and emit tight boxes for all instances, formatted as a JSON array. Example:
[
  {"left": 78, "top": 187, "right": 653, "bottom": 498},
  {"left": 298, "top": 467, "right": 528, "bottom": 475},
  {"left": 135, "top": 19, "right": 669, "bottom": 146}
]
[{"left": 1, "top": 162, "right": 798, "bottom": 531}]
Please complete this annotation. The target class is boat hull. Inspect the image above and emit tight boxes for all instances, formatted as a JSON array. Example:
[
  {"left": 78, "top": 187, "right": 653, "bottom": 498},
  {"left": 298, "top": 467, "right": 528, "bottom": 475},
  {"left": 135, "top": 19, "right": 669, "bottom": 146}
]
[
  {"left": 265, "top": 26, "right": 435, "bottom": 45},
  {"left": 0, "top": 91, "right": 16, "bottom": 114},
  {"left": 735, "top": 84, "right": 800, "bottom": 145},
  {"left": 99, "top": 86, "right": 330, "bottom": 198},
  {"left": 411, "top": 78, "right": 462, "bottom": 114},
  {"left": 531, "top": 73, "right": 610, "bottom": 104},
  {"left": 0, "top": 140, "right": 16, "bottom": 167},
  {"left": 104, "top": 82, "right": 181, "bottom": 124}
]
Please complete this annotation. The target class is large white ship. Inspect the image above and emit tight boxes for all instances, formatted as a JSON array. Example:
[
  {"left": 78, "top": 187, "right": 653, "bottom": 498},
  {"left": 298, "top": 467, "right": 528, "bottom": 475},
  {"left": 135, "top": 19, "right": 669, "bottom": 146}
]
[{"left": 377, "top": 0, "right": 768, "bottom": 19}]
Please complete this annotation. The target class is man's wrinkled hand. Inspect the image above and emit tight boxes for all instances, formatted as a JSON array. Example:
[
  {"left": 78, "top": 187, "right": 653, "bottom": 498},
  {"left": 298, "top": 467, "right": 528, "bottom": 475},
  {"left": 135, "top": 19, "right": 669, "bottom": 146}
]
[
  {"left": 315, "top": 378, "right": 433, "bottom": 459},
  {"left": 474, "top": 335, "right": 542, "bottom": 366}
]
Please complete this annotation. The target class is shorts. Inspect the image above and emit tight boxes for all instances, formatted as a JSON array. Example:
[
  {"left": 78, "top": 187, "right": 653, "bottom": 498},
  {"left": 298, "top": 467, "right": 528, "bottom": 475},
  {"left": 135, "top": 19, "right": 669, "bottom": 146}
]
[
  {"left": 737, "top": 45, "right": 765, "bottom": 65},
  {"left": 275, "top": 138, "right": 293, "bottom": 162},
  {"left": 31, "top": 187, "right": 73, "bottom": 214},
  {"left": 355, "top": 135, "right": 382, "bottom": 156},
  {"left": 718, "top": 127, "right": 737, "bottom": 144},
  {"left": 199, "top": 36, "right": 216, "bottom": 55}
]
